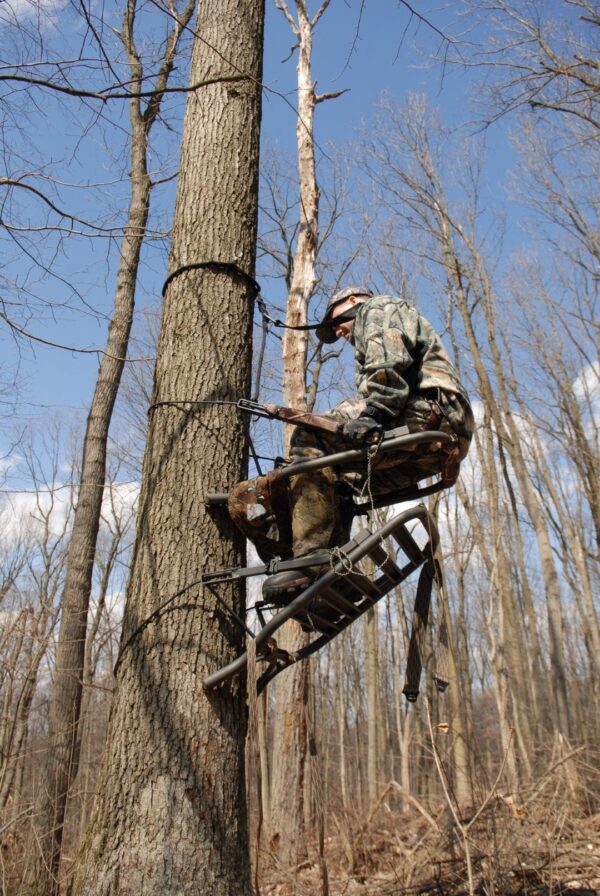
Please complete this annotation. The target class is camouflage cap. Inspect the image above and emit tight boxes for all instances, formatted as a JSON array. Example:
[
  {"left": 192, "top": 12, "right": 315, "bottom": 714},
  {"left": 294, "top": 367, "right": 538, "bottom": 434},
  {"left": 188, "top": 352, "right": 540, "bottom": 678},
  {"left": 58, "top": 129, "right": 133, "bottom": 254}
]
[{"left": 316, "top": 286, "right": 373, "bottom": 343}]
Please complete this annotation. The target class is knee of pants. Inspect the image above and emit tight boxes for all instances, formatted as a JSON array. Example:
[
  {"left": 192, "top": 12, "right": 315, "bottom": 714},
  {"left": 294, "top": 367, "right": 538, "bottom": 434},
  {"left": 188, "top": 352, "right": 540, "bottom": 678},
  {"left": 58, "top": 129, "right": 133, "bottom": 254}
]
[
  {"left": 227, "top": 476, "right": 263, "bottom": 530},
  {"left": 290, "top": 425, "right": 327, "bottom": 460}
]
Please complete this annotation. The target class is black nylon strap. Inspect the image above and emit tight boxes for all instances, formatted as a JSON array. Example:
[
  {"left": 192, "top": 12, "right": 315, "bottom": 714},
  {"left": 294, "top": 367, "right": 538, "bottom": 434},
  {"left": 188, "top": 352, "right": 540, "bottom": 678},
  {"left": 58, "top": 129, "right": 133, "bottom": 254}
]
[
  {"left": 162, "top": 261, "right": 260, "bottom": 298},
  {"left": 161, "top": 261, "right": 356, "bottom": 334},
  {"left": 256, "top": 295, "right": 358, "bottom": 333}
]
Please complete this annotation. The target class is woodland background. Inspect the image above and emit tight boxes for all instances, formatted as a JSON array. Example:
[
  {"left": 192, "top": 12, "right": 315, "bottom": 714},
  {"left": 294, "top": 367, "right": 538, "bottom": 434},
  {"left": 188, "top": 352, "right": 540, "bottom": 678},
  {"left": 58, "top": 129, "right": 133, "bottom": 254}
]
[{"left": 0, "top": 0, "right": 598, "bottom": 893}]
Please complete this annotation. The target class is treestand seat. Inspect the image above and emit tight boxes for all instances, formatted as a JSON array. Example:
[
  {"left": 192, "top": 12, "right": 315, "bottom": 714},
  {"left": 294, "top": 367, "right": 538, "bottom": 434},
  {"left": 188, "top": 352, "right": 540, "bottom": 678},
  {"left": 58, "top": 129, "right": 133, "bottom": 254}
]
[{"left": 205, "top": 426, "right": 459, "bottom": 523}]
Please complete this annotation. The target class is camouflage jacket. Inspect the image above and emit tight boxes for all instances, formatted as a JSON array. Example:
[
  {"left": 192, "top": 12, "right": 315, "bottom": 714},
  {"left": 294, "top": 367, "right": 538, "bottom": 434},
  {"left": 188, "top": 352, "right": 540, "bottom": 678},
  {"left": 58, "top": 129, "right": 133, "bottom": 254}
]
[{"left": 351, "top": 294, "right": 470, "bottom": 420}]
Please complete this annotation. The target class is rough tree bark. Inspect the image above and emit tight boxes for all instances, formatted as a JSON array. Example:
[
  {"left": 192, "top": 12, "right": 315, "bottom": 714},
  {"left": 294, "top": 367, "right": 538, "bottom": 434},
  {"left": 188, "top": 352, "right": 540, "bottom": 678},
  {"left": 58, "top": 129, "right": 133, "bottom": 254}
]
[{"left": 70, "top": 1, "right": 264, "bottom": 893}]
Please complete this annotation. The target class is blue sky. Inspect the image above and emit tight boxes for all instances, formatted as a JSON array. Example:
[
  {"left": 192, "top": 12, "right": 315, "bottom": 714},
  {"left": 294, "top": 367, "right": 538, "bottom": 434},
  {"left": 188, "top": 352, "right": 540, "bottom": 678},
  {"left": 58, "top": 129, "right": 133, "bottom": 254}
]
[{"left": 0, "top": 1, "right": 564, "bottom": 434}]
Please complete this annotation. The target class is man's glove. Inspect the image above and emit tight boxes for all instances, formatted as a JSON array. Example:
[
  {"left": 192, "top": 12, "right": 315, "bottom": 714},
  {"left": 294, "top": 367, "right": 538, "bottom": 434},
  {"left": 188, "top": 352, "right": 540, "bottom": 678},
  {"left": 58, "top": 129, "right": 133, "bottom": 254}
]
[{"left": 342, "top": 415, "right": 384, "bottom": 445}]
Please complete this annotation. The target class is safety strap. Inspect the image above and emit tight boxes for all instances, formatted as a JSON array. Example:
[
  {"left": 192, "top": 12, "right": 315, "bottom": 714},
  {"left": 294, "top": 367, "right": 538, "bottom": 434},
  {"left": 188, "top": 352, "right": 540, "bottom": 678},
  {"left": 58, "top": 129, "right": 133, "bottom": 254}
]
[
  {"left": 161, "top": 259, "right": 357, "bottom": 335},
  {"left": 256, "top": 294, "right": 359, "bottom": 333},
  {"left": 162, "top": 261, "right": 260, "bottom": 298}
]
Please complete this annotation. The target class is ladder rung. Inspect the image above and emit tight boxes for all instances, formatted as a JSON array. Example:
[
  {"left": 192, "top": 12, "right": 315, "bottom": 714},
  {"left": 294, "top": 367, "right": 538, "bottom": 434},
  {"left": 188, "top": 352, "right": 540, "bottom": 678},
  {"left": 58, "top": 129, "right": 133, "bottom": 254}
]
[
  {"left": 318, "top": 586, "right": 362, "bottom": 619},
  {"left": 368, "top": 542, "right": 405, "bottom": 583},
  {"left": 391, "top": 523, "right": 426, "bottom": 565},
  {"left": 343, "top": 569, "right": 383, "bottom": 600},
  {"left": 300, "top": 610, "right": 340, "bottom": 634}
]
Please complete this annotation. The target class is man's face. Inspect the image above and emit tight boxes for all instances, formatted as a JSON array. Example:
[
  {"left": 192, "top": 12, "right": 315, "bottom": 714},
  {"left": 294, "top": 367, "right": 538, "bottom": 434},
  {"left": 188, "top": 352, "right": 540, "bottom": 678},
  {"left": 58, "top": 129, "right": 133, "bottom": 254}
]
[{"left": 328, "top": 296, "right": 362, "bottom": 342}]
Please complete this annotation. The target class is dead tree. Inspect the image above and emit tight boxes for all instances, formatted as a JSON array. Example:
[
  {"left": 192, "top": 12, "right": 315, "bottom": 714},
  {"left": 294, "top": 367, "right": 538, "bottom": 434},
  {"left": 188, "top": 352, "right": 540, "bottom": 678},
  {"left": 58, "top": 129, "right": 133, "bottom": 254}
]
[{"left": 267, "top": 0, "right": 336, "bottom": 869}]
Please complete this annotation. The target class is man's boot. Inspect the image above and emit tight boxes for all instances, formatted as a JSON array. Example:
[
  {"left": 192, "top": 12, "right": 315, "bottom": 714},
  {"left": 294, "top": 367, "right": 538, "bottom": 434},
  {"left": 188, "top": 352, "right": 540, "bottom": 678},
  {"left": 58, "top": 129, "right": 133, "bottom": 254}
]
[{"left": 262, "top": 465, "right": 353, "bottom": 601}]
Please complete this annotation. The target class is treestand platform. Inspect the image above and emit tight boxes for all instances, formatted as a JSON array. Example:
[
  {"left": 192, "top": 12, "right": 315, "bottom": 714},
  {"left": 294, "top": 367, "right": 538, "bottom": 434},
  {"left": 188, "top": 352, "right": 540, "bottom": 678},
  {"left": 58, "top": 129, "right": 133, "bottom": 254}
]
[{"left": 202, "top": 502, "right": 449, "bottom": 698}]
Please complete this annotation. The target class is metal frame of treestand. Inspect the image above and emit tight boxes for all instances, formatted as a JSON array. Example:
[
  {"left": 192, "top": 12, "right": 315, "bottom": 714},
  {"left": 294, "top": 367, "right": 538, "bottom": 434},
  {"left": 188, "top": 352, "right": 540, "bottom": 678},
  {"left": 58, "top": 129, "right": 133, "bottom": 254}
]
[{"left": 202, "top": 427, "right": 454, "bottom": 697}]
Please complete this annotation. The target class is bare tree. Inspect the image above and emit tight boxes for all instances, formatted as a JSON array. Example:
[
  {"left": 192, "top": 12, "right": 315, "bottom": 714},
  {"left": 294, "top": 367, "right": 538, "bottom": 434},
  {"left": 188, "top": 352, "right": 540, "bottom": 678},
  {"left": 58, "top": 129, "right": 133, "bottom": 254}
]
[
  {"left": 361, "top": 94, "right": 573, "bottom": 763},
  {"left": 469, "top": 0, "right": 600, "bottom": 130},
  {"left": 262, "top": 0, "right": 343, "bottom": 871},
  {"left": 0, "top": 427, "right": 73, "bottom": 884},
  {"left": 25, "top": 0, "right": 198, "bottom": 888}
]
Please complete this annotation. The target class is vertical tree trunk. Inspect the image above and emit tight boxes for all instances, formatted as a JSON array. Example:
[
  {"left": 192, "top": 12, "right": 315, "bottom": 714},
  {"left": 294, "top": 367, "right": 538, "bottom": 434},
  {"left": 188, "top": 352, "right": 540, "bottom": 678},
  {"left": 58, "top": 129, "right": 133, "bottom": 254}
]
[
  {"left": 449, "top": 213, "right": 573, "bottom": 739},
  {"left": 336, "top": 642, "right": 349, "bottom": 813},
  {"left": 0, "top": 614, "right": 51, "bottom": 813},
  {"left": 279, "top": 1, "right": 319, "bottom": 408},
  {"left": 31, "top": 155, "right": 152, "bottom": 896},
  {"left": 258, "top": 694, "right": 271, "bottom": 821},
  {"left": 391, "top": 588, "right": 413, "bottom": 802},
  {"left": 365, "top": 605, "right": 380, "bottom": 806},
  {"left": 268, "top": 0, "right": 324, "bottom": 869},
  {"left": 444, "top": 604, "right": 472, "bottom": 805},
  {"left": 70, "top": 2, "right": 264, "bottom": 892},
  {"left": 269, "top": 661, "right": 309, "bottom": 866},
  {"left": 451, "top": 539, "right": 476, "bottom": 798},
  {"left": 485, "top": 567, "right": 520, "bottom": 791},
  {"left": 456, "top": 424, "right": 534, "bottom": 782}
]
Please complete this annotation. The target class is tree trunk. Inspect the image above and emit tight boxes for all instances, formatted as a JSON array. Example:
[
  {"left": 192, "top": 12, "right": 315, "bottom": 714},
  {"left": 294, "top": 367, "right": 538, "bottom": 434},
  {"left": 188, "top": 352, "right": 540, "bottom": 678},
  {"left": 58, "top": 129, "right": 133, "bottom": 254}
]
[
  {"left": 0, "top": 612, "right": 52, "bottom": 813},
  {"left": 451, "top": 537, "right": 476, "bottom": 799},
  {"left": 258, "top": 692, "right": 271, "bottom": 821},
  {"left": 456, "top": 423, "right": 534, "bottom": 782},
  {"left": 70, "top": 2, "right": 264, "bottom": 892},
  {"left": 365, "top": 605, "right": 380, "bottom": 806},
  {"left": 336, "top": 641, "right": 349, "bottom": 813},
  {"left": 268, "top": 0, "right": 322, "bottom": 870},
  {"left": 279, "top": 0, "right": 319, "bottom": 418},
  {"left": 31, "top": 165, "right": 151, "bottom": 896}
]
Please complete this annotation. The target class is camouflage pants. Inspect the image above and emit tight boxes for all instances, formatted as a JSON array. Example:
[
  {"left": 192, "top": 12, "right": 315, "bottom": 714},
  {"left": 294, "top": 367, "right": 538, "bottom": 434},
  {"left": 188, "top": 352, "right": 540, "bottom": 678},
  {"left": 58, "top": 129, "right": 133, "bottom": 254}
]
[{"left": 229, "top": 391, "right": 473, "bottom": 561}]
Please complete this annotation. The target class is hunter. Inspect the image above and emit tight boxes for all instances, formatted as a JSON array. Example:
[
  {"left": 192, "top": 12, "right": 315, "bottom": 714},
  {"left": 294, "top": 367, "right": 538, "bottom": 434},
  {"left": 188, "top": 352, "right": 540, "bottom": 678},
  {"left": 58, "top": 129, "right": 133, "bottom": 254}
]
[{"left": 229, "top": 287, "right": 474, "bottom": 599}]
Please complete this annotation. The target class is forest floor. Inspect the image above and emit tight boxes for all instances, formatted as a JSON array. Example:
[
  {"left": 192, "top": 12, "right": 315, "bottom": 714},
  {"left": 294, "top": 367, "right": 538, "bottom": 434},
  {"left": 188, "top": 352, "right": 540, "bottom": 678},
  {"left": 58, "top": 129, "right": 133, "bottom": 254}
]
[{"left": 259, "top": 756, "right": 600, "bottom": 896}]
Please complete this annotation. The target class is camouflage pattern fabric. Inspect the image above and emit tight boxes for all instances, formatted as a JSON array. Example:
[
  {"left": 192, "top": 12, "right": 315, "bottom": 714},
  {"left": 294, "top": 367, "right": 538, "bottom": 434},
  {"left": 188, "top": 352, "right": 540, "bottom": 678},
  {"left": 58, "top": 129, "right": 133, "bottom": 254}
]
[
  {"left": 228, "top": 469, "right": 293, "bottom": 562},
  {"left": 228, "top": 460, "right": 353, "bottom": 562},
  {"left": 352, "top": 294, "right": 470, "bottom": 424},
  {"left": 291, "top": 392, "right": 473, "bottom": 500},
  {"left": 230, "top": 294, "right": 474, "bottom": 559},
  {"left": 288, "top": 463, "right": 353, "bottom": 557}
]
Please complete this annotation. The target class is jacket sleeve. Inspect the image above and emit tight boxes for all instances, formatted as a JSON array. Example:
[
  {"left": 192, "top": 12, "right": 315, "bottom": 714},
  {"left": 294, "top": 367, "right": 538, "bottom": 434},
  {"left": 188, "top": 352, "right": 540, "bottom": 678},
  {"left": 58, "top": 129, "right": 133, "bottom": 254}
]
[{"left": 354, "top": 298, "right": 420, "bottom": 420}]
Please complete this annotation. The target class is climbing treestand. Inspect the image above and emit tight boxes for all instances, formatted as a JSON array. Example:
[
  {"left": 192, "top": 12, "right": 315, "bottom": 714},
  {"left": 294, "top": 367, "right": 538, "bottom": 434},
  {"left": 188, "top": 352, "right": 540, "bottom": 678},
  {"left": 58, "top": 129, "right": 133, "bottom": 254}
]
[
  {"left": 201, "top": 412, "right": 455, "bottom": 699},
  {"left": 112, "top": 273, "right": 460, "bottom": 701}
]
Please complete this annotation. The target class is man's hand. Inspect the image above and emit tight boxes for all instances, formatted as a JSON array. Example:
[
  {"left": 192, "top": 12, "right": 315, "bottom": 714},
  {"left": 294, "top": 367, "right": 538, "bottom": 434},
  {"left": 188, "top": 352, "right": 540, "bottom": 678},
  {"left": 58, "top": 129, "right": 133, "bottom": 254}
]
[{"left": 342, "top": 416, "right": 384, "bottom": 445}]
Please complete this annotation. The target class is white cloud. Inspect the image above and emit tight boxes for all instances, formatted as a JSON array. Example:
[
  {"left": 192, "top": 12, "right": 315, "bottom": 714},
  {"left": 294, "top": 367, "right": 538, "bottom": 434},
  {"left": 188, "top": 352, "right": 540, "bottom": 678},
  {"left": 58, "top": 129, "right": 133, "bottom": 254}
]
[
  {"left": 0, "top": 478, "right": 140, "bottom": 553},
  {"left": 573, "top": 360, "right": 599, "bottom": 399},
  {"left": 0, "top": 454, "right": 23, "bottom": 477},
  {"left": 1, "top": 487, "right": 71, "bottom": 549},
  {"left": 100, "top": 480, "right": 140, "bottom": 530},
  {"left": 573, "top": 360, "right": 600, "bottom": 433},
  {"left": 1, "top": 0, "right": 67, "bottom": 20}
]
